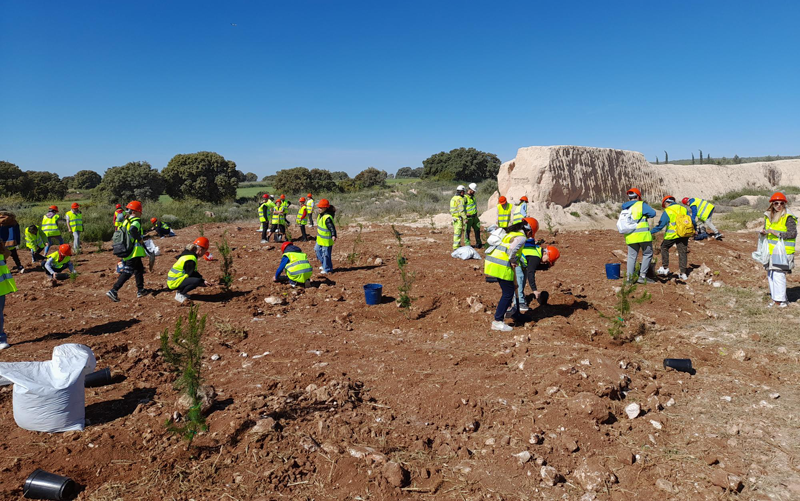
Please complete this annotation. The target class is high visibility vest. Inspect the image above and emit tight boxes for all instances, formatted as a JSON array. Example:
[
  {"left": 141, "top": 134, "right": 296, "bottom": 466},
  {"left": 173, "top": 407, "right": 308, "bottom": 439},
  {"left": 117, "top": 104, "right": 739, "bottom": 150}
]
[
  {"left": 624, "top": 202, "right": 653, "bottom": 245},
  {"left": 316, "top": 214, "right": 334, "bottom": 247},
  {"left": 284, "top": 251, "right": 313, "bottom": 283},
  {"left": 464, "top": 195, "right": 477, "bottom": 216},
  {"left": 765, "top": 213, "right": 797, "bottom": 255},
  {"left": 167, "top": 254, "right": 198, "bottom": 289},
  {"left": 46, "top": 251, "right": 70, "bottom": 270},
  {"left": 497, "top": 204, "right": 512, "bottom": 228},
  {"left": 258, "top": 202, "right": 270, "bottom": 223},
  {"left": 690, "top": 199, "right": 715, "bottom": 221},
  {"left": 124, "top": 218, "right": 147, "bottom": 260},
  {"left": 157, "top": 221, "right": 171, "bottom": 231},
  {"left": 520, "top": 241, "right": 543, "bottom": 268},
  {"left": 0, "top": 258, "right": 17, "bottom": 296},
  {"left": 306, "top": 199, "right": 314, "bottom": 211},
  {"left": 450, "top": 196, "right": 465, "bottom": 218},
  {"left": 663, "top": 204, "right": 688, "bottom": 240},
  {"left": 25, "top": 228, "right": 46, "bottom": 250},
  {"left": 66, "top": 210, "right": 83, "bottom": 232},
  {"left": 512, "top": 203, "right": 527, "bottom": 224},
  {"left": 484, "top": 231, "right": 524, "bottom": 281},
  {"left": 271, "top": 201, "right": 288, "bottom": 224},
  {"left": 297, "top": 205, "right": 310, "bottom": 226},
  {"left": 113, "top": 210, "right": 124, "bottom": 228},
  {"left": 41, "top": 214, "right": 61, "bottom": 237}
]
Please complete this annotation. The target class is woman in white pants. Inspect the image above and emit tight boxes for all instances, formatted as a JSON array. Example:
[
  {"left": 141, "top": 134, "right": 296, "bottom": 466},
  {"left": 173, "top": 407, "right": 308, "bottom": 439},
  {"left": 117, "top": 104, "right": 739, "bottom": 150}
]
[{"left": 760, "top": 192, "right": 797, "bottom": 307}]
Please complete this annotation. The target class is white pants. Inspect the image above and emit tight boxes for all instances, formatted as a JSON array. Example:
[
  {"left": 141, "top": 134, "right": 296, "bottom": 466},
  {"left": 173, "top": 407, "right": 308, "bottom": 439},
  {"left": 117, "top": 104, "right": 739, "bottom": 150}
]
[{"left": 767, "top": 270, "right": 787, "bottom": 302}]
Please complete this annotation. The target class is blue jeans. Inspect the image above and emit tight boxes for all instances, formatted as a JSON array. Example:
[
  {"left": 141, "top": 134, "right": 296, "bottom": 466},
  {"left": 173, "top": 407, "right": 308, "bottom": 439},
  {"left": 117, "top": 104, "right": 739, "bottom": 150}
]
[
  {"left": 315, "top": 244, "right": 333, "bottom": 273},
  {"left": 0, "top": 294, "right": 6, "bottom": 344},
  {"left": 512, "top": 266, "right": 527, "bottom": 308},
  {"left": 495, "top": 279, "right": 516, "bottom": 321}
]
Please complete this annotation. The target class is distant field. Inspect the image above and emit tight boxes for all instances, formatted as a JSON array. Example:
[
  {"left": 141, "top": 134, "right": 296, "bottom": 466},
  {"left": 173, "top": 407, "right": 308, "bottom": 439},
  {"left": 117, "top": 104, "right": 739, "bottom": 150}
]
[
  {"left": 237, "top": 185, "right": 274, "bottom": 198},
  {"left": 387, "top": 178, "right": 420, "bottom": 185}
]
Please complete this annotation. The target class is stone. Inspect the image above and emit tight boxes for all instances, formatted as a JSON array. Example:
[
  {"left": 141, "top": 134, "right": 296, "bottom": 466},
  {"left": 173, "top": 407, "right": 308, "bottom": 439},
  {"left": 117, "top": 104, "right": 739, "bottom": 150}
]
[
  {"left": 709, "top": 470, "right": 744, "bottom": 492},
  {"left": 264, "top": 296, "right": 286, "bottom": 305},
  {"left": 566, "top": 392, "right": 613, "bottom": 424},
  {"left": 249, "top": 418, "right": 277, "bottom": 436},
  {"left": 704, "top": 454, "right": 719, "bottom": 465},
  {"left": 656, "top": 478, "right": 677, "bottom": 494},
  {"left": 210, "top": 354, "right": 220, "bottom": 361},
  {"left": 769, "top": 392, "right": 780, "bottom": 399},
  {"left": 382, "top": 461, "right": 410, "bottom": 487},
  {"left": 625, "top": 403, "right": 641, "bottom": 419},
  {"left": 374, "top": 257, "right": 383, "bottom": 265},
  {"left": 176, "top": 385, "right": 216, "bottom": 414},
  {"left": 347, "top": 445, "right": 386, "bottom": 463},
  {"left": 573, "top": 458, "right": 617, "bottom": 492},
  {"left": 464, "top": 420, "right": 480, "bottom": 433},
  {"left": 299, "top": 435, "right": 320, "bottom": 452},
  {"left": 513, "top": 451, "right": 532, "bottom": 464},
  {"left": 732, "top": 349, "right": 748, "bottom": 362},
  {"left": 469, "top": 300, "right": 484, "bottom": 314},
  {"left": 561, "top": 436, "right": 579, "bottom": 453},
  {"left": 650, "top": 420, "right": 663, "bottom": 430},
  {"left": 540, "top": 465, "right": 564, "bottom": 486}
]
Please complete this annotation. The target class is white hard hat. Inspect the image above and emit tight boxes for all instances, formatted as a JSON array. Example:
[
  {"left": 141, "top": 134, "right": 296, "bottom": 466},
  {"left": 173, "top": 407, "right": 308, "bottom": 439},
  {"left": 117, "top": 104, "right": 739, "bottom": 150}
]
[
  {"left": 468, "top": 183, "right": 477, "bottom": 191},
  {"left": 456, "top": 185, "right": 465, "bottom": 191}
]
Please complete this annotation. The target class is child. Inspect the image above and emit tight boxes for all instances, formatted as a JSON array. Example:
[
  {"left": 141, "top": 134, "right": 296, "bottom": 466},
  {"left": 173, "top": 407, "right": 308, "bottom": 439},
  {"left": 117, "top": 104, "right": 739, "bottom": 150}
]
[
  {"left": 274, "top": 241, "right": 313, "bottom": 287},
  {"left": 297, "top": 197, "right": 311, "bottom": 241},
  {"left": 44, "top": 244, "right": 75, "bottom": 279},
  {"left": 315, "top": 199, "right": 337, "bottom": 274},
  {"left": 150, "top": 218, "right": 176, "bottom": 238},
  {"left": 65, "top": 202, "right": 83, "bottom": 253},
  {"left": 167, "top": 237, "right": 212, "bottom": 303},
  {"left": 0, "top": 239, "right": 17, "bottom": 349},
  {"left": 24, "top": 224, "right": 47, "bottom": 268}
]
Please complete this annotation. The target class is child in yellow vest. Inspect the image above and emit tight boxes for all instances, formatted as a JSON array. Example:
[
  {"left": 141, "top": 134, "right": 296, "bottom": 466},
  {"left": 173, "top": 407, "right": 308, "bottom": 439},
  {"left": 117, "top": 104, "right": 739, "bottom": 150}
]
[
  {"left": 0, "top": 240, "right": 18, "bottom": 349},
  {"left": 44, "top": 244, "right": 75, "bottom": 280}
]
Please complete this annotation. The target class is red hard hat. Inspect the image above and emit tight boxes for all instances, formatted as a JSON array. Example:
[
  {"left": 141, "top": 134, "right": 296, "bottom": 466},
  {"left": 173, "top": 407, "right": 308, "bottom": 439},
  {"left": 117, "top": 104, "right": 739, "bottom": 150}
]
[
  {"left": 661, "top": 196, "right": 676, "bottom": 208},
  {"left": 71, "top": 203, "right": 80, "bottom": 209},
  {"left": 770, "top": 192, "right": 788, "bottom": 203},
  {"left": 59, "top": 244, "right": 72, "bottom": 256},
  {"left": 194, "top": 236, "right": 210, "bottom": 249},
  {"left": 281, "top": 241, "right": 292, "bottom": 253},
  {"left": 150, "top": 217, "right": 158, "bottom": 223},
  {"left": 49, "top": 205, "right": 58, "bottom": 211},
  {"left": 523, "top": 217, "right": 539, "bottom": 236},
  {"left": 498, "top": 196, "right": 507, "bottom": 204},
  {"left": 262, "top": 193, "right": 270, "bottom": 199},
  {"left": 307, "top": 193, "right": 312, "bottom": 198},
  {"left": 546, "top": 246, "right": 560, "bottom": 265},
  {"left": 115, "top": 204, "right": 122, "bottom": 209},
  {"left": 299, "top": 197, "right": 306, "bottom": 203},
  {"left": 520, "top": 196, "right": 529, "bottom": 202},
  {"left": 317, "top": 199, "right": 330, "bottom": 209},
  {"left": 681, "top": 197, "right": 690, "bottom": 205},
  {"left": 126, "top": 201, "right": 143, "bottom": 212},
  {"left": 280, "top": 194, "right": 286, "bottom": 200},
  {"left": 627, "top": 188, "right": 642, "bottom": 198}
]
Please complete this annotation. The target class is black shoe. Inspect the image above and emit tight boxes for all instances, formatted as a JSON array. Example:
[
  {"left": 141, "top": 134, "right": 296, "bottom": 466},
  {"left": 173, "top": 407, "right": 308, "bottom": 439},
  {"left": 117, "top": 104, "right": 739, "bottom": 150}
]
[
  {"left": 106, "top": 290, "right": 120, "bottom": 302},
  {"left": 137, "top": 289, "right": 150, "bottom": 298}
]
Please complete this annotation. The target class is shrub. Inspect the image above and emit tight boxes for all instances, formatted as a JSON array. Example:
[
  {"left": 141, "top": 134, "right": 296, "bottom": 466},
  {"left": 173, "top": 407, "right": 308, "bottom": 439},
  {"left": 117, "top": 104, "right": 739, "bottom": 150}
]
[
  {"left": 94, "top": 161, "right": 164, "bottom": 203},
  {"left": 72, "top": 170, "right": 102, "bottom": 190},
  {"left": 354, "top": 167, "right": 388, "bottom": 189},
  {"left": 162, "top": 152, "right": 238, "bottom": 203},
  {"left": 422, "top": 147, "right": 501, "bottom": 182},
  {"left": 23, "top": 170, "right": 67, "bottom": 201}
]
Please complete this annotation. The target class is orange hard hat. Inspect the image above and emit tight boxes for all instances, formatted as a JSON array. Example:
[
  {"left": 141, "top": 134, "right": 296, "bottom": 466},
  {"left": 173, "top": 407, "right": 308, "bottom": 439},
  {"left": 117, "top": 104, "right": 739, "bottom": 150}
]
[
  {"left": 520, "top": 196, "right": 529, "bottom": 202},
  {"left": 545, "top": 246, "right": 560, "bottom": 265},
  {"left": 115, "top": 204, "right": 122, "bottom": 209},
  {"left": 498, "top": 196, "right": 507, "bottom": 204},
  {"left": 150, "top": 217, "right": 158, "bottom": 224},
  {"left": 661, "top": 196, "right": 676, "bottom": 208},
  {"left": 307, "top": 193, "right": 312, "bottom": 198},
  {"left": 262, "top": 193, "right": 270, "bottom": 199},
  {"left": 126, "top": 201, "right": 143, "bottom": 212},
  {"left": 59, "top": 244, "right": 72, "bottom": 256},
  {"left": 770, "top": 192, "right": 788, "bottom": 203},
  {"left": 49, "top": 205, "right": 58, "bottom": 211},
  {"left": 280, "top": 194, "right": 286, "bottom": 200},
  {"left": 71, "top": 203, "right": 80, "bottom": 209},
  {"left": 627, "top": 188, "right": 642, "bottom": 198},
  {"left": 194, "top": 236, "right": 210, "bottom": 249},
  {"left": 281, "top": 241, "right": 292, "bottom": 253},
  {"left": 299, "top": 197, "right": 306, "bottom": 203},
  {"left": 523, "top": 217, "right": 539, "bottom": 236},
  {"left": 317, "top": 198, "right": 330, "bottom": 209}
]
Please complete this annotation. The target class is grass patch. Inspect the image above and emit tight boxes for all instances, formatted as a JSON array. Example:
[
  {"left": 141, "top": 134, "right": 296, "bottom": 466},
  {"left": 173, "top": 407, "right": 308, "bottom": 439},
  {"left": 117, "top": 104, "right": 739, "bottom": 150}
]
[
  {"left": 712, "top": 185, "right": 800, "bottom": 204},
  {"left": 719, "top": 208, "right": 763, "bottom": 231},
  {"left": 570, "top": 211, "right": 580, "bottom": 218}
]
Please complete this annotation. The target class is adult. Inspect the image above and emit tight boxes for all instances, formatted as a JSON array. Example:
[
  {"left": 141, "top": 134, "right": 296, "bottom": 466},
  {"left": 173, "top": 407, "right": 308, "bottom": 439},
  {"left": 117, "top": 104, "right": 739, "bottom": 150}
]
[
  {"left": 682, "top": 197, "right": 723, "bottom": 240},
  {"left": 296, "top": 197, "right": 312, "bottom": 241},
  {"left": 512, "top": 196, "right": 529, "bottom": 225},
  {"left": 107, "top": 201, "right": 149, "bottom": 301},
  {"left": 168, "top": 237, "right": 212, "bottom": 303},
  {"left": 449, "top": 185, "right": 467, "bottom": 250},
  {"left": 484, "top": 217, "right": 537, "bottom": 332},
  {"left": 760, "top": 192, "right": 796, "bottom": 307},
  {"left": 65, "top": 202, "right": 83, "bottom": 253},
  {"left": 0, "top": 239, "right": 17, "bottom": 350},
  {"left": 41, "top": 205, "right": 63, "bottom": 255},
  {"left": 653, "top": 196, "right": 690, "bottom": 280},
  {"left": 497, "top": 196, "right": 512, "bottom": 229},
  {"left": 464, "top": 183, "right": 482, "bottom": 248},
  {"left": 315, "top": 199, "right": 337, "bottom": 274},
  {"left": 274, "top": 241, "right": 313, "bottom": 287},
  {"left": 0, "top": 211, "right": 23, "bottom": 272},
  {"left": 622, "top": 188, "right": 656, "bottom": 284}
]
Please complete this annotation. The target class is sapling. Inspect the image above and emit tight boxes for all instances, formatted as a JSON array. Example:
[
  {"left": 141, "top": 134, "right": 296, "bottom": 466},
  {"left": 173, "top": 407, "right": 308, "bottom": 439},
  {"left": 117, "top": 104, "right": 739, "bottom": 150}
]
[
  {"left": 391, "top": 225, "right": 415, "bottom": 311},
  {"left": 347, "top": 223, "right": 363, "bottom": 264},
  {"left": 217, "top": 231, "right": 234, "bottom": 292}
]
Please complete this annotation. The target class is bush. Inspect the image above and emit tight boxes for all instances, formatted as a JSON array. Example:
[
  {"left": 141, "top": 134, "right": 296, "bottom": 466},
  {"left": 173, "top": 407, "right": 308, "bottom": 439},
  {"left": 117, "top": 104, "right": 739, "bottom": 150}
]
[
  {"left": 273, "top": 167, "right": 340, "bottom": 195},
  {"left": 422, "top": 147, "right": 501, "bottom": 182},
  {"left": 244, "top": 172, "right": 258, "bottom": 182},
  {"left": 24, "top": 170, "right": 67, "bottom": 201},
  {"left": 354, "top": 167, "right": 387, "bottom": 189},
  {"left": 72, "top": 170, "right": 102, "bottom": 190},
  {"left": 330, "top": 171, "right": 350, "bottom": 181},
  {"left": 162, "top": 152, "right": 238, "bottom": 203},
  {"left": 396, "top": 166, "right": 423, "bottom": 178},
  {"left": 0, "top": 161, "right": 32, "bottom": 197},
  {"left": 95, "top": 161, "right": 164, "bottom": 203}
]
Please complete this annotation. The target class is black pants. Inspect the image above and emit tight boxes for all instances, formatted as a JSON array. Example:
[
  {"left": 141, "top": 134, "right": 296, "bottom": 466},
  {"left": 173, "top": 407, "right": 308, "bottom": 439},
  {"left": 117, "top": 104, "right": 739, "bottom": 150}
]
[
  {"left": 8, "top": 248, "right": 21, "bottom": 268},
  {"left": 177, "top": 277, "right": 204, "bottom": 295},
  {"left": 261, "top": 223, "right": 269, "bottom": 241},
  {"left": 300, "top": 225, "right": 309, "bottom": 241},
  {"left": 661, "top": 237, "right": 689, "bottom": 274},
  {"left": 113, "top": 257, "right": 144, "bottom": 292},
  {"left": 495, "top": 279, "right": 516, "bottom": 321}
]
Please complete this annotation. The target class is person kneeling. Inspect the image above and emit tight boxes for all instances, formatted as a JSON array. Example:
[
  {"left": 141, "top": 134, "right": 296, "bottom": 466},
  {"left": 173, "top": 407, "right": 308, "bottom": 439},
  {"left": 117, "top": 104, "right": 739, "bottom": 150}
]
[
  {"left": 44, "top": 244, "right": 75, "bottom": 280},
  {"left": 274, "top": 241, "right": 313, "bottom": 287},
  {"left": 150, "top": 218, "right": 176, "bottom": 238},
  {"left": 168, "top": 237, "right": 213, "bottom": 303}
]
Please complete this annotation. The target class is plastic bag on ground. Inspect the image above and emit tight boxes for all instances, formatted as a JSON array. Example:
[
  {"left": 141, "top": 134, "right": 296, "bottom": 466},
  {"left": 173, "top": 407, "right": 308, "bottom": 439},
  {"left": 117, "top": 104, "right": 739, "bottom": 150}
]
[
  {"left": 752, "top": 235, "right": 770, "bottom": 265},
  {"left": 451, "top": 246, "right": 482, "bottom": 260},
  {"left": 771, "top": 238, "right": 790, "bottom": 270},
  {"left": 144, "top": 239, "right": 160, "bottom": 256},
  {"left": 0, "top": 344, "right": 96, "bottom": 432}
]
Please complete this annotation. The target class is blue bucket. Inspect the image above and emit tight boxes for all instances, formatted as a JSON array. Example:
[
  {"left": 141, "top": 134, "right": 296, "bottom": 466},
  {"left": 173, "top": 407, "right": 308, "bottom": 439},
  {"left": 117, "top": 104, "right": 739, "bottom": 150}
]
[
  {"left": 605, "top": 263, "right": 621, "bottom": 280},
  {"left": 363, "top": 284, "right": 383, "bottom": 305}
]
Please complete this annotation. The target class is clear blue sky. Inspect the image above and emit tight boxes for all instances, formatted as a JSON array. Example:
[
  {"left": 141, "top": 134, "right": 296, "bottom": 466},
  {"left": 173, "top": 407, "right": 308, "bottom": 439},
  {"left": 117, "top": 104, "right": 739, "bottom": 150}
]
[{"left": 2, "top": 0, "right": 798, "bottom": 178}]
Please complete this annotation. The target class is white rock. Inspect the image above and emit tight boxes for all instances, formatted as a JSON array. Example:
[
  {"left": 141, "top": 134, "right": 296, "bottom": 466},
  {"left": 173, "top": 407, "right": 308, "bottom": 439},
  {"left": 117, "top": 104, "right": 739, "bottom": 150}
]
[
  {"left": 769, "top": 392, "right": 780, "bottom": 399},
  {"left": 374, "top": 257, "right": 383, "bottom": 265},
  {"left": 513, "top": 451, "right": 532, "bottom": 464},
  {"left": 713, "top": 281, "right": 723, "bottom": 288},
  {"left": 650, "top": 420, "right": 663, "bottom": 430},
  {"left": 732, "top": 349, "right": 748, "bottom": 362},
  {"left": 665, "top": 398, "right": 675, "bottom": 407},
  {"left": 721, "top": 396, "right": 732, "bottom": 402},
  {"left": 625, "top": 403, "right": 641, "bottom": 419},
  {"left": 210, "top": 354, "right": 220, "bottom": 361}
]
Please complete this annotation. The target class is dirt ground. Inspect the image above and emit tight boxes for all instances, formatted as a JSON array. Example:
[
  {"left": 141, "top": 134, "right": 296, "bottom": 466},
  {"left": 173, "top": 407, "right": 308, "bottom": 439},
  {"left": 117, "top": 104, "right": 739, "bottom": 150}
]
[{"left": 1, "top": 222, "right": 799, "bottom": 500}]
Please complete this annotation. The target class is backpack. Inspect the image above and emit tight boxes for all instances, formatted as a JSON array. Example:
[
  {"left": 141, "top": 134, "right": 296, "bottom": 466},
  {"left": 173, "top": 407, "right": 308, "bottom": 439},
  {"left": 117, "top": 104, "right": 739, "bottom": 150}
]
[
  {"left": 616, "top": 208, "right": 640, "bottom": 234},
  {"left": 112, "top": 225, "right": 134, "bottom": 258},
  {"left": 675, "top": 212, "right": 695, "bottom": 238}
]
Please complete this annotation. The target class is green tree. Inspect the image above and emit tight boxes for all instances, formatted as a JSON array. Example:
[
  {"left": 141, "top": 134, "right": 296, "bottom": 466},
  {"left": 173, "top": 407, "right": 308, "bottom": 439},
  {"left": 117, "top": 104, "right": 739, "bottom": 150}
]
[
  {"left": 354, "top": 167, "right": 388, "bottom": 189},
  {"left": 0, "top": 161, "right": 32, "bottom": 196},
  {"left": 664, "top": 151, "right": 668, "bottom": 164},
  {"left": 273, "top": 167, "right": 311, "bottom": 194},
  {"left": 163, "top": 152, "right": 238, "bottom": 203},
  {"left": 308, "top": 168, "right": 338, "bottom": 192},
  {"left": 72, "top": 169, "right": 102, "bottom": 190},
  {"left": 244, "top": 172, "right": 258, "bottom": 182},
  {"left": 733, "top": 154, "right": 741, "bottom": 164},
  {"left": 25, "top": 171, "right": 67, "bottom": 201},
  {"left": 699, "top": 150, "right": 703, "bottom": 164},
  {"left": 691, "top": 153, "right": 695, "bottom": 165},
  {"left": 422, "top": 147, "right": 500, "bottom": 181},
  {"left": 261, "top": 174, "right": 276, "bottom": 184},
  {"left": 330, "top": 171, "right": 350, "bottom": 182},
  {"left": 95, "top": 161, "right": 164, "bottom": 202},
  {"left": 234, "top": 170, "right": 246, "bottom": 182}
]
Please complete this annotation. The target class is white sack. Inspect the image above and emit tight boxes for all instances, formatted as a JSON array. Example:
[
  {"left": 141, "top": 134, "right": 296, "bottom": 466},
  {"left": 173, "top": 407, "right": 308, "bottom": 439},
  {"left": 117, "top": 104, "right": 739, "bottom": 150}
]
[
  {"left": 0, "top": 344, "right": 96, "bottom": 432},
  {"left": 144, "top": 239, "right": 160, "bottom": 256},
  {"left": 451, "top": 246, "right": 482, "bottom": 260}
]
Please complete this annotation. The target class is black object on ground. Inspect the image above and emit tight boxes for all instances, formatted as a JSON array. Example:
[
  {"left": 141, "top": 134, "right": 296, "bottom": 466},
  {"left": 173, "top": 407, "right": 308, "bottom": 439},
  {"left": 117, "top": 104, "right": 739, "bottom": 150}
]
[
  {"left": 537, "top": 291, "right": 549, "bottom": 305},
  {"left": 23, "top": 468, "right": 77, "bottom": 500},
  {"left": 84, "top": 368, "right": 112, "bottom": 388},
  {"left": 663, "top": 358, "right": 694, "bottom": 374}
]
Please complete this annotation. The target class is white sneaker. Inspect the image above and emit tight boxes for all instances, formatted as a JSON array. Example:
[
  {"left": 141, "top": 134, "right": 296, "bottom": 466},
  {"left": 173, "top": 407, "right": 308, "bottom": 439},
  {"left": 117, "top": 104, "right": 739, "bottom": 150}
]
[
  {"left": 779, "top": 302, "right": 788, "bottom": 308},
  {"left": 656, "top": 266, "right": 669, "bottom": 276},
  {"left": 678, "top": 273, "right": 688, "bottom": 280},
  {"left": 491, "top": 320, "right": 513, "bottom": 332},
  {"left": 261, "top": 240, "right": 268, "bottom": 244},
  {"left": 319, "top": 270, "right": 329, "bottom": 275},
  {"left": 0, "top": 342, "right": 9, "bottom": 350},
  {"left": 174, "top": 292, "right": 187, "bottom": 303}
]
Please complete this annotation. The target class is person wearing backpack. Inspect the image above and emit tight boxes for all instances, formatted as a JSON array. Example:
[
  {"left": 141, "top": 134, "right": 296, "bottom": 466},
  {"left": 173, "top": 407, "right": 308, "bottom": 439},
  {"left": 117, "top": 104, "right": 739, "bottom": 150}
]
[
  {"left": 107, "top": 201, "right": 150, "bottom": 302},
  {"left": 621, "top": 188, "right": 657, "bottom": 284},
  {"left": 652, "top": 196, "right": 691, "bottom": 280},
  {"left": 682, "top": 197, "right": 723, "bottom": 240},
  {"left": 760, "top": 192, "right": 796, "bottom": 307}
]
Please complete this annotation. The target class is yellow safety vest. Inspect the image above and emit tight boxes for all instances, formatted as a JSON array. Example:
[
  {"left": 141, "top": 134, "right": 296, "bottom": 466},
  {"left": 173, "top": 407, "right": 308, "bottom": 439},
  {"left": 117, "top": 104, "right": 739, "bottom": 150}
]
[
  {"left": 271, "top": 201, "right": 288, "bottom": 224},
  {"left": 297, "top": 205, "right": 310, "bottom": 226},
  {"left": 284, "top": 251, "right": 313, "bottom": 283},
  {"left": 306, "top": 199, "right": 314, "bottom": 211},
  {"left": 66, "top": 210, "right": 83, "bottom": 232},
  {"left": 316, "top": 214, "right": 334, "bottom": 247},
  {"left": 766, "top": 213, "right": 797, "bottom": 255},
  {"left": 25, "top": 228, "right": 46, "bottom": 250},
  {"left": 520, "top": 242, "right": 542, "bottom": 268},
  {"left": 124, "top": 218, "right": 147, "bottom": 260},
  {"left": 450, "top": 196, "right": 465, "bottom": 218},
  {"left": 690, "top": 198, "right": 715, "bottom": 221},
  {"left": 46, "top": 251, "right": 71, "bottom": 270},
  {"left": 624, "top": 201, "right": 653, "bottom": 245},
  {"left": 258, "top": 202, "right": 270, "bottom": 223},
  {"left": 167, "top": 254, "right": 198, "bottom": 289},
  {"left": 484, "top": 231, "right": 524, "bottom": 281},
  {"left": 41, "top": 214, "right": 61, "bottom": 237},
  {"left": 663, "top": 204, "right": 688, "bottom": 241},
  {"left": 512, "top": 203, "right": 527, "bottom": 224},
  {"left": 497, "top": 204, "right": 512, "bottom": 228},
  {"left": 464, "top": 195, "right": 477, "bottom": 216},
  {"left": 0, "top": 258, "right": 17, "bottom": 296},
  {"left": 113, "top": 210, "right": 124, "bottom": 229}
]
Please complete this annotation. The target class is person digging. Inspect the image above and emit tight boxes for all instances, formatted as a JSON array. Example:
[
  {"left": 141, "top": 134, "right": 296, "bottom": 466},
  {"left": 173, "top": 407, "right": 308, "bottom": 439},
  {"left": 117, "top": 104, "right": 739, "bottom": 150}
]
[
  {"left": 274, "top": 241, "right": 313, "bottom": 287},
  {"left": 168, "top": 237, "right": 214, "bottom": 303}
]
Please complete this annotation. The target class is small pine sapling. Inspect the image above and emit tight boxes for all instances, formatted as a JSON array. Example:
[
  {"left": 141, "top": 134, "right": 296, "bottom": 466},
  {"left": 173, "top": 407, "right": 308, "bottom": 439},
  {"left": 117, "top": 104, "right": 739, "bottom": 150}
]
[
  {"left": 391, "top": 225, "right": 415, "bottom": 311},
  {"left": 347, "top": 223, "right": 363, "bottom": 264},
  {"left": 217, "top": 231, "right": 234, "bottom": 292}
]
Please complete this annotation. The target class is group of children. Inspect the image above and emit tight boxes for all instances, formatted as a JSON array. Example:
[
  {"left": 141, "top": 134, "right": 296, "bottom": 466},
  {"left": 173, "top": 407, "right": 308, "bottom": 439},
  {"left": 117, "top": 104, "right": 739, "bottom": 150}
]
[{"left": 259, "top": 193, "right": 316, "bottom": 243}]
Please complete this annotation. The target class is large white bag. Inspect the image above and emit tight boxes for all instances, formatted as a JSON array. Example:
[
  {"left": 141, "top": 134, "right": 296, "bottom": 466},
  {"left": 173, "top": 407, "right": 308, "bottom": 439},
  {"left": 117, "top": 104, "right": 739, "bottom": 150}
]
[
  {"left": 752, "top": 235, "right": 770, "bottom": 265},
  {"left": 771, "top": 238, "right": 791, "bottom": 270},
  {"left": 451, "top": 246, "right": 482, "bottom": 260},
  {"left": 616, "top": 208, "right": 640, "bottom": 234},
  {"left": 0, "top": 344, "right": 96, "bottom": 433}
]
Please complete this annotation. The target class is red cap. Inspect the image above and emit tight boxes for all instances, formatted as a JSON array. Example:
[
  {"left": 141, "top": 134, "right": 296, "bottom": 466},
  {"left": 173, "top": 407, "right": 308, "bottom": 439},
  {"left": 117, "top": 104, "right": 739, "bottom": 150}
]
[
  {"left": 49, "top": 205, "right": 58, "bottom": 211},
  {"left": 498, "top": 196, "right": 507, "bottom": 204},
  {"left": 317, "top": 199, "right": 330, "bottom": 209},
  {"left": 307, "top": 193, "right": 312, "bottom": 198},
  {"left": 661, "top": 196, "right": 675, "bottom": 208},
  {"left": 115, "top": 204, "right": 122, "bottom": 209},
  {"left": 59, "top": 244, "right": 72, "bottom": 256},
  {"left": 262, "top": 193, "right": 270, "bottom": 199},
  {"left": 681, "top": 197, "right": 690, "bottom": 205},
  {"left": 150, "top": 217, "right": 158, "bottom": 223},
  {"left": 627, "top": 188, "right": 642, "bottom": 198},
  {"left": 299, "top": 197, "right": 306, "bottom": 203},
  {"left": 280, "top": 194, "right": 286, "bottom": 200},
  {"left": 523, "top": 217, "right": 539, "bottom": 236},
  {"left": 520, "top": 196, "right": 528, "bottom": 202}
]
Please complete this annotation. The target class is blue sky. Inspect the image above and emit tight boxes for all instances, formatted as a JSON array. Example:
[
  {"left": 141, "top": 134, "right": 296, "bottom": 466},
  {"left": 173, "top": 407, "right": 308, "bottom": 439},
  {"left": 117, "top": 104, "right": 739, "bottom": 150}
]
[{"left": 1, "top": 0, "right": 798, "bottom": 177}]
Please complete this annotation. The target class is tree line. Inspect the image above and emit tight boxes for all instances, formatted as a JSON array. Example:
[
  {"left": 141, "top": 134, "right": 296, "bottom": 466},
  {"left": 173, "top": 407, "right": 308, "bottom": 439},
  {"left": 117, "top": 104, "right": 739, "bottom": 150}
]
[{"left": 654, "top": 151, "right": 800, "bottom": 166}]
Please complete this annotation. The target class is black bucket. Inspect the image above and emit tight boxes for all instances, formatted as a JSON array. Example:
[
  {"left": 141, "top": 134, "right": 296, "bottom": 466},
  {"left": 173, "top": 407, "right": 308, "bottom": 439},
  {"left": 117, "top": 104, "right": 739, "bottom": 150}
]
[
  {"left": 663, "top": 358, "right": 694, "bottom": 374},
  {"left": 54, "top": 273, "right": 70, "bottom": 281},
  {"left": 84, "top": 368, "right": 112, "bottom": 388},
  {"left": 23, "top": 469, "right": 77, "bottom": 500}
]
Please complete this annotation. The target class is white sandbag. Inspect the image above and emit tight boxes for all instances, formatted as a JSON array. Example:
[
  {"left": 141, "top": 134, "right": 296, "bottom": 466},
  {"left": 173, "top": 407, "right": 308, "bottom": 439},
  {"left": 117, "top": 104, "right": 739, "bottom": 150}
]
[
  {"left": 144, "top": 239, "right": 160, "bottom": 256},
  {"left": 0, "top": 344, "right": 96, "bottom": 433},
  {"left": 451, "top": 246, "right": 482, "bottom": 260}
]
